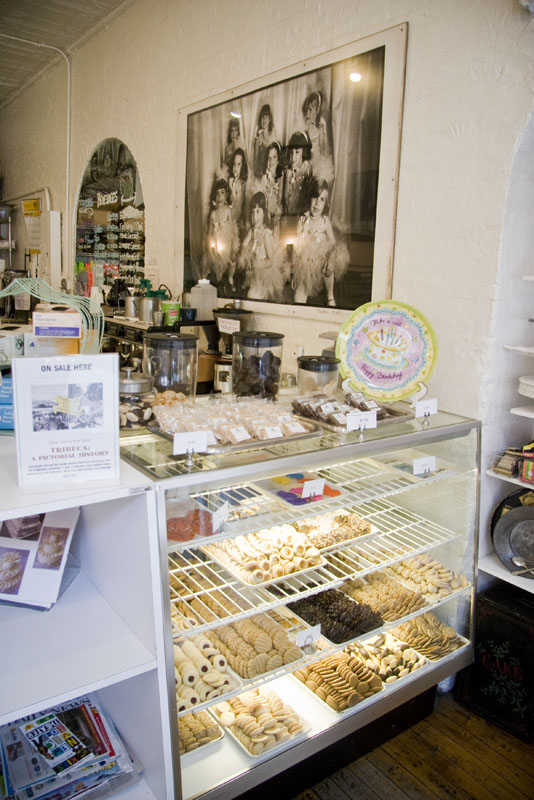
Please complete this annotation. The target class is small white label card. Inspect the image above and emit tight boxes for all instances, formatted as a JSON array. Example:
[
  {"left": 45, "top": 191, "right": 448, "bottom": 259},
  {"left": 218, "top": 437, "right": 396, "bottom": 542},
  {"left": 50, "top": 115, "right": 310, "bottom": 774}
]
[
  {"left": 346, "top": 410, "right": 378, "bottom": 432},
  {"left": 415, "top": 397, "right": 438, "bottom": 418},
  {"left": 264, "top": 426, "right": 283, "bottom": 439},
  {"left": 173, "top": 430, "right": 208, "bottom": 455},
  {"left": 217, "top": 317, "right": 241, "bottom": 334},
  {"left": 301, "top": 477, "right": 325, "bottom": 498},
  {"left": 413, "top": 455, "right": 437, "bottom": 475},
  {"left": 296, "top": 624, "right": 322, "bottom": 648},
  {"left": 211, "top": 501, "right": 229, "bottom": 533}
]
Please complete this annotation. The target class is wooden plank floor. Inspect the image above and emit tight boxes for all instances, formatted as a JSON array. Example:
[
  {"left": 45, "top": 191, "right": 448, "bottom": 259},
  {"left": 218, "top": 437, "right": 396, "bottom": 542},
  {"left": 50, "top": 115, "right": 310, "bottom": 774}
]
[{"left": 291, "top": 692, "right": 534, "bottom": 800}]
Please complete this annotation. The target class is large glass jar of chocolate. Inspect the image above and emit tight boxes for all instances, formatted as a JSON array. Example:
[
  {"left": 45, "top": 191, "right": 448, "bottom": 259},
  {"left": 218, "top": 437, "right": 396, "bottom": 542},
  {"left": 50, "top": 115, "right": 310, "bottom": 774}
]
[
  {"left": 119, "top": 368, "right": 155, "bottom": 430},
  {"left": 297, "top": 355, "right": 340, "bottom": 395},
  {"left": 142, "top": 332, "right": 198, "bottom": 395},
  {"left": 232, "top": 331, "right": 284, "bottom": 399}
]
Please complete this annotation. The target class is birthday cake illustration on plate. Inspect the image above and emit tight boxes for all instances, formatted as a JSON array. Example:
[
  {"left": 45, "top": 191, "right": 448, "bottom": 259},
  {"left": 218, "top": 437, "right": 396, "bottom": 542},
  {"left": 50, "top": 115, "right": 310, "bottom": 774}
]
[
  {"left": 335, "top": 300, "right": 437, "bottom": 401},
  {"left": 365, "top": 326, "right": 410, "bottom": 369}
]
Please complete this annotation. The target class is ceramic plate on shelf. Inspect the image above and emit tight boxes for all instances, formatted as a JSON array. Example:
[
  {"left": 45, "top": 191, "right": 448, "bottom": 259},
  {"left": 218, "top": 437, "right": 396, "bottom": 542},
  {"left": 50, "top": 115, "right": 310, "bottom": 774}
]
[
  {"left": 492, "top": 506, "right": 534, "bottom": 579},
  {"left": 335, "top": 300, "right": 437, "bottom": 400}
]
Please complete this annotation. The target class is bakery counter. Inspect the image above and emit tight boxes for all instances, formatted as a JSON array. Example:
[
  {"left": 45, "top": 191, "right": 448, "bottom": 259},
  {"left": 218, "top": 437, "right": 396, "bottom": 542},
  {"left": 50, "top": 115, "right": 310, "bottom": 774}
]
[{"left": 135, "top": 411, "right": 480, "bottom": 800}]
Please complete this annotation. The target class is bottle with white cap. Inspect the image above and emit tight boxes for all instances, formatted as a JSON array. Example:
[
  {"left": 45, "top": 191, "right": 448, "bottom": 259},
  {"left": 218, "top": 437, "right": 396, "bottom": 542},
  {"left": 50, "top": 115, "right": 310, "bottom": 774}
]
[{"left": 190, "top": 278, "right": 217, "bottom": 321}]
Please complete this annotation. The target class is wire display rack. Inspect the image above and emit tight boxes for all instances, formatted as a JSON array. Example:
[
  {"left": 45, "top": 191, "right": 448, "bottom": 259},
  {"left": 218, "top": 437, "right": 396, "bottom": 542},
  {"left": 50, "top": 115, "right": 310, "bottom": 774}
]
[
  {"left": 168, "top": 495, "right": 461, "bottom": 637},
  {"left": 167, "top": 456, "right": 471, "bottom": 552}
]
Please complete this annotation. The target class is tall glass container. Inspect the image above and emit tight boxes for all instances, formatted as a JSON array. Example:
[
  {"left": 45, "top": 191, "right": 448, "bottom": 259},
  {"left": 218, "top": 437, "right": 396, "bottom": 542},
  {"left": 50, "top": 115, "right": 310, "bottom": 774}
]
[
  {"left": 142, "top": 332, "right": 198, "bottom": 395},
  {"left": 232, "top": 331, "right": 284, "bottom": 399}
]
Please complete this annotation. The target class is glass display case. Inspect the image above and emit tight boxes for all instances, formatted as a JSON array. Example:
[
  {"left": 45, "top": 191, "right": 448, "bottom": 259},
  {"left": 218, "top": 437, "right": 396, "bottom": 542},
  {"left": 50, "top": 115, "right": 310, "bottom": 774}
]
[{"left": 121, "top": 408, "right": 480, "bottom": 800}]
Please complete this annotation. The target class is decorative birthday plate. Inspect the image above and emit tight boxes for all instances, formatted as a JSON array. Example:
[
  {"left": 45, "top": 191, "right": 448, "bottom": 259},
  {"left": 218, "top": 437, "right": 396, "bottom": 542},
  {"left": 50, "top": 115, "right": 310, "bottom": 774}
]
[{"left": 335, "top": 300, "right": 437, "bottom": 400}]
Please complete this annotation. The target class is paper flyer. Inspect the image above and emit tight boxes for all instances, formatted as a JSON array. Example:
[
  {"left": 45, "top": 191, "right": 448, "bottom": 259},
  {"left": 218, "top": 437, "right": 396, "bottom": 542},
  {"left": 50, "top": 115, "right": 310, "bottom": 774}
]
[
  {"left": 0, "top": 507, "right": 80, "bottom": 609},
  {"left": 12, "top": 354, "right": 120, "bottom": 488}
]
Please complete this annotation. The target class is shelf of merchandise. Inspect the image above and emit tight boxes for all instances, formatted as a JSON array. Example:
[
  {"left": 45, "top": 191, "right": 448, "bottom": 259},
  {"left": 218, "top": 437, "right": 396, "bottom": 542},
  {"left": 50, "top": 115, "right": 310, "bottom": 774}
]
[
  {"left": 478, "top": 551, "right": 534, "bottom": 594},
  {"left": 118, "top": 409, "right": 479, "bottom": 800},
  {"left": 482, "top": 467, "right": 534, "bottom": 594},
  {"left": 0, "top": 439, "right": 176, "bottom": 800}
]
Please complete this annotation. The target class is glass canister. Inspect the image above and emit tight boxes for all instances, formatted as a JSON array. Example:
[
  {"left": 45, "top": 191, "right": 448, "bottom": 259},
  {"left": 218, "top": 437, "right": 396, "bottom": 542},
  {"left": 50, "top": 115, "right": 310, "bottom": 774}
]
[
  {"left": 142, "top": 332, "right": 199, "bottom": 395},
  {"left": 232, "top": 331, "right": 284, "bottom": 399},
  {"left": 297, "top": 355, "right": 340, "bottom": 395},
  {"left": 119, "top": 368, "right": 155, "bottom": 430}
]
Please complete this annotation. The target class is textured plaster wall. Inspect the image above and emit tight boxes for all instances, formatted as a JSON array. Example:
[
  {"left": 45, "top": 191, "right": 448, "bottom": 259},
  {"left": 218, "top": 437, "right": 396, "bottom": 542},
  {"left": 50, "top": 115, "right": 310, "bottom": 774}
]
[{"left": 1, "top": 0, "right": 534, "bottom": 425}]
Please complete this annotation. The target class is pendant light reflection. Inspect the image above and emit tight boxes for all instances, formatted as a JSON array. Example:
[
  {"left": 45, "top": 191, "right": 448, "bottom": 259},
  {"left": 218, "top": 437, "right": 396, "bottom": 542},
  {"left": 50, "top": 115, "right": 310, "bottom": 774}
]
[{"left": 349, "top": 72, "right": 362, "bottom": 83}]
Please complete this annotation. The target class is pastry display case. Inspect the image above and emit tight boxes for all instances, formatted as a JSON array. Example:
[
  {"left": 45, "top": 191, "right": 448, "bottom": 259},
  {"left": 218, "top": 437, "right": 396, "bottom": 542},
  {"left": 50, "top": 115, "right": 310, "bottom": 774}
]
[{"left": 120, "top": 408, "right": 480, "bottom": 800}]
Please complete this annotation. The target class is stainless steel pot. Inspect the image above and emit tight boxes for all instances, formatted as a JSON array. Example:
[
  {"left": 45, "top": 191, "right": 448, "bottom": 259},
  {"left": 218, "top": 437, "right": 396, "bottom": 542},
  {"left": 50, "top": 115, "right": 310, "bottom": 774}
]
[
  {"left": 139, "top": 296, "right": 161, "bottom": 322},
  {"left": 124, "top": 295, "right": 140, "bottom": 318}
]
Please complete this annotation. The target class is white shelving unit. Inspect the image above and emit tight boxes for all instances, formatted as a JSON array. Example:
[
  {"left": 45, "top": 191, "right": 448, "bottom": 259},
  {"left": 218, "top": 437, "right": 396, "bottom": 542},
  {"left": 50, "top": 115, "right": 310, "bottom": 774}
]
[{"left": 0, "top": 439, "right": 176, "bottom": 800}]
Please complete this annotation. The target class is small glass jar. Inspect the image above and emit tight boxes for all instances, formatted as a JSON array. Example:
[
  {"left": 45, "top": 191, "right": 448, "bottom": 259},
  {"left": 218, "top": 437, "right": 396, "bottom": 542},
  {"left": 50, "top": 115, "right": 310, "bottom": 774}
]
[
  {"left": 143, "top": 332, "right": 198, "bottom": 395},
  {"left": 297, "top": 355, "right": 340, "bottom": 395},
  {"left": 119, "top": 368, "right": 155, "bottom": 430},
  {"left": 232, "top": 331, "right": 284, "bottom": 399}
]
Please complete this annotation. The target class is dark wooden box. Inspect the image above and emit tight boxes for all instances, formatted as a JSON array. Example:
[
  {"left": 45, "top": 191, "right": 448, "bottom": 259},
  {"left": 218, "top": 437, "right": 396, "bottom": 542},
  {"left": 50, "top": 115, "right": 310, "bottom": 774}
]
[{"left": 455, "top": 582, "right": 534, "bottom": 741}]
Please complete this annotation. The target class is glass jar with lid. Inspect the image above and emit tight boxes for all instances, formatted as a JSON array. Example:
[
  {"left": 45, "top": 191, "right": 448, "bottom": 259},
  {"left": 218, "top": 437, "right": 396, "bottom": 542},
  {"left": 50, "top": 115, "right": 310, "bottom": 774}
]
[
  {"left": 119, "top": 368, "right": 155, "bottom": 430},
  {"left": 297, "top": 355, "right": 340, "bottom": 395},
  {"left": 142, "top": 332, "right": 198, "bottom": 395},
  {"left": 232, "top": 331, "right": 284, "bottom": 399}
]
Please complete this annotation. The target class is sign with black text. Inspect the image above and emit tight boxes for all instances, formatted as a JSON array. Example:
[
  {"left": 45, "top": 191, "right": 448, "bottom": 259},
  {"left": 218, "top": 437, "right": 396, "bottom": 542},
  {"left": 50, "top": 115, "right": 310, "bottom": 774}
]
[{"left": 12, "top": 354, "right": 120, "bottom": 488}]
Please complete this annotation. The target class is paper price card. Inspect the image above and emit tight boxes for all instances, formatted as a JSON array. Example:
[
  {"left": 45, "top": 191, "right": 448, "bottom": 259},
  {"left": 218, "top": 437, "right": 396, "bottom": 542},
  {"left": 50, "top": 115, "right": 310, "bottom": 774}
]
[
  {"left": 413, "top": 455, "right": 437, "bottom": 475},
  {"left": 211, "top": 501, "right": 229, "bottom": 533},
  {"left": 415, "top": 397, "right": 438, "bottom": 418},
  {"left": 173, "top": 430, "right": 208, "bottom": 455},
  {"left": 217, "top": 317, "right": 241, "bottom": 334},
  {"left": 301, "top": 478, "right": 325, "bottom": 498},
  {"left": 296, "top": 624, "right": 321, "bottom": 648},
  {"left": 346, "top": 410, "right": 378, "bottom": 432}
]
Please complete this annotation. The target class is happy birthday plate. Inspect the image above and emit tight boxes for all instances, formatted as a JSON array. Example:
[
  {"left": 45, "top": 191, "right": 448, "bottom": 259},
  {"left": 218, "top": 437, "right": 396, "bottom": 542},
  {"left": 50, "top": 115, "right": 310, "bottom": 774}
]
[{"left": 335, "top": 300, "right": 437, "bottom": 401}]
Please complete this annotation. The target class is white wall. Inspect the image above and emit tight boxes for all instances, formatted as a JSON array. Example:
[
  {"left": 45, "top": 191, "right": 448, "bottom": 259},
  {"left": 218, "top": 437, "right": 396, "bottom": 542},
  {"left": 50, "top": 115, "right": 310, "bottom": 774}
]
[{"left": 1, "top": 0, "right": 534, "bottom": 422}]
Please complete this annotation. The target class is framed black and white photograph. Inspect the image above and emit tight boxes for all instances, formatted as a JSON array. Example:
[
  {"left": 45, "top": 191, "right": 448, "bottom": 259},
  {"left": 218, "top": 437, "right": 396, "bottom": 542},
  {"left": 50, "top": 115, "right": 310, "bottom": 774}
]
[{"left": 176, "top": 24, "right": 407, "bottom": 318}]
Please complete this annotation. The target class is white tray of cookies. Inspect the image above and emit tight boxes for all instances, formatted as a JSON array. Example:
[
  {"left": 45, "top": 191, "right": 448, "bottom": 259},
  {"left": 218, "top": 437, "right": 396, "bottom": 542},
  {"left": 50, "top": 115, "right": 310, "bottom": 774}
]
[
  {"left": 291, "top": 510, "right": 379, "bottom": 554},
  {"left": 210, "top": 689, "right": 310, "bottom": 761},
  {"left": 291, "top": 649, "right": 384, "bottom": 715},
  {"left": 178, "top": 709, "right": 225, "bottom": 760},
  {"left": 174, "top": 633, "right": 243, "bottom": 714},
  {"left": 199, "top": 525, "right": 326, "bottom": 589},
  {"left": 202, "top": 612, "right": 306, "bottom": 682}
]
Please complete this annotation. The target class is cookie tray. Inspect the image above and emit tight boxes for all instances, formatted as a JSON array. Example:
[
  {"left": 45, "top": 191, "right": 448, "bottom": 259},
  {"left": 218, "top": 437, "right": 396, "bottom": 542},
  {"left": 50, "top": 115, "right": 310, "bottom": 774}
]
[
  {"left": 147, "top": 418, "right": 322, "bottom": 455},
  {"left": 179, "top": 715, "right": 225, "bottom": 762},
  {"left": 289, "top": 671, "right": 384, "bottom": 716},
  {"left": 198, "top": 544, "right": 327, "bottom": 589},
  {"left": 209, "top": 706, "right": 311, "bottom": 762}
]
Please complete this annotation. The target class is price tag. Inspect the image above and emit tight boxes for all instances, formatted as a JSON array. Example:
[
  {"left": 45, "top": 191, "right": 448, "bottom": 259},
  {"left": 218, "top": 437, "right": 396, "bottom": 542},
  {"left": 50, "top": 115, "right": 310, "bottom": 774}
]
[
  {"left": 346, "top": 410, "right": 377, "bottom": 432},
  {"left": 301, "top": 477, "right": 325, "bottom": 498},
  {"left": 217, "top": 317, "right": 241, "bottom": 334},
  {"left": 413, "top": 455, "right": 436, "bottom": 475},
  {"left": 173, "top": 430, "right": 208, "bottom": 455},
  {"left": 264, "top": 426, "right": 283, "bottom": 439},
  {"left": 211, "top": 501, "right": 229, "bottom": 533},
  {"left": 229, "top": 426, "right": 250, "bottom": 442},
  {"left": 415, "top": 397, "right": 438, "bottom": 418},
  {"left": 206, "top": 430, "right": 217, "bottom": 446},
  {"left": 296, "top": 624, "right": 321, "bottom": 648}
]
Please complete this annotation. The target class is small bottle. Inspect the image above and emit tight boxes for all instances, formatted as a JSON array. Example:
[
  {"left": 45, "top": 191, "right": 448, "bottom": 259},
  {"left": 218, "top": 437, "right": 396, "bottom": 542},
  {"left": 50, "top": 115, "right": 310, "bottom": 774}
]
[{"left": 190, "top": 278, "right": 217, "bottom": 321}]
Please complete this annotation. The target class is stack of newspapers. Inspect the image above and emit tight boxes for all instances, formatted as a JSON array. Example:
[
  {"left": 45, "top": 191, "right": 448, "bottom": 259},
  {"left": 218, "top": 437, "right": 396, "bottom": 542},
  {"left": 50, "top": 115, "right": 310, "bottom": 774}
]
[{"left": 0, "top": 694, "right": 142, "bottom": 800}]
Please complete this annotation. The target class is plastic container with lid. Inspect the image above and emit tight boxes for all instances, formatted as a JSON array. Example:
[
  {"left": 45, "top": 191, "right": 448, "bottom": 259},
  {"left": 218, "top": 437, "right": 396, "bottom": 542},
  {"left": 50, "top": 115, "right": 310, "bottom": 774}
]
[
  {"left": 232, "top": 331, "right": 284, "bottom": 399},
  {"left": 142, "top": 332, "right": 198, "bottom": 395},
  {"left": 297, "top": 355, "right": 340, "bottom": 395},
  {"left": 119, "top": 368, "right": 155, "bottom": 430},
  {"left": 190, "top": 278, "right": 217, "bottom": 321}
]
